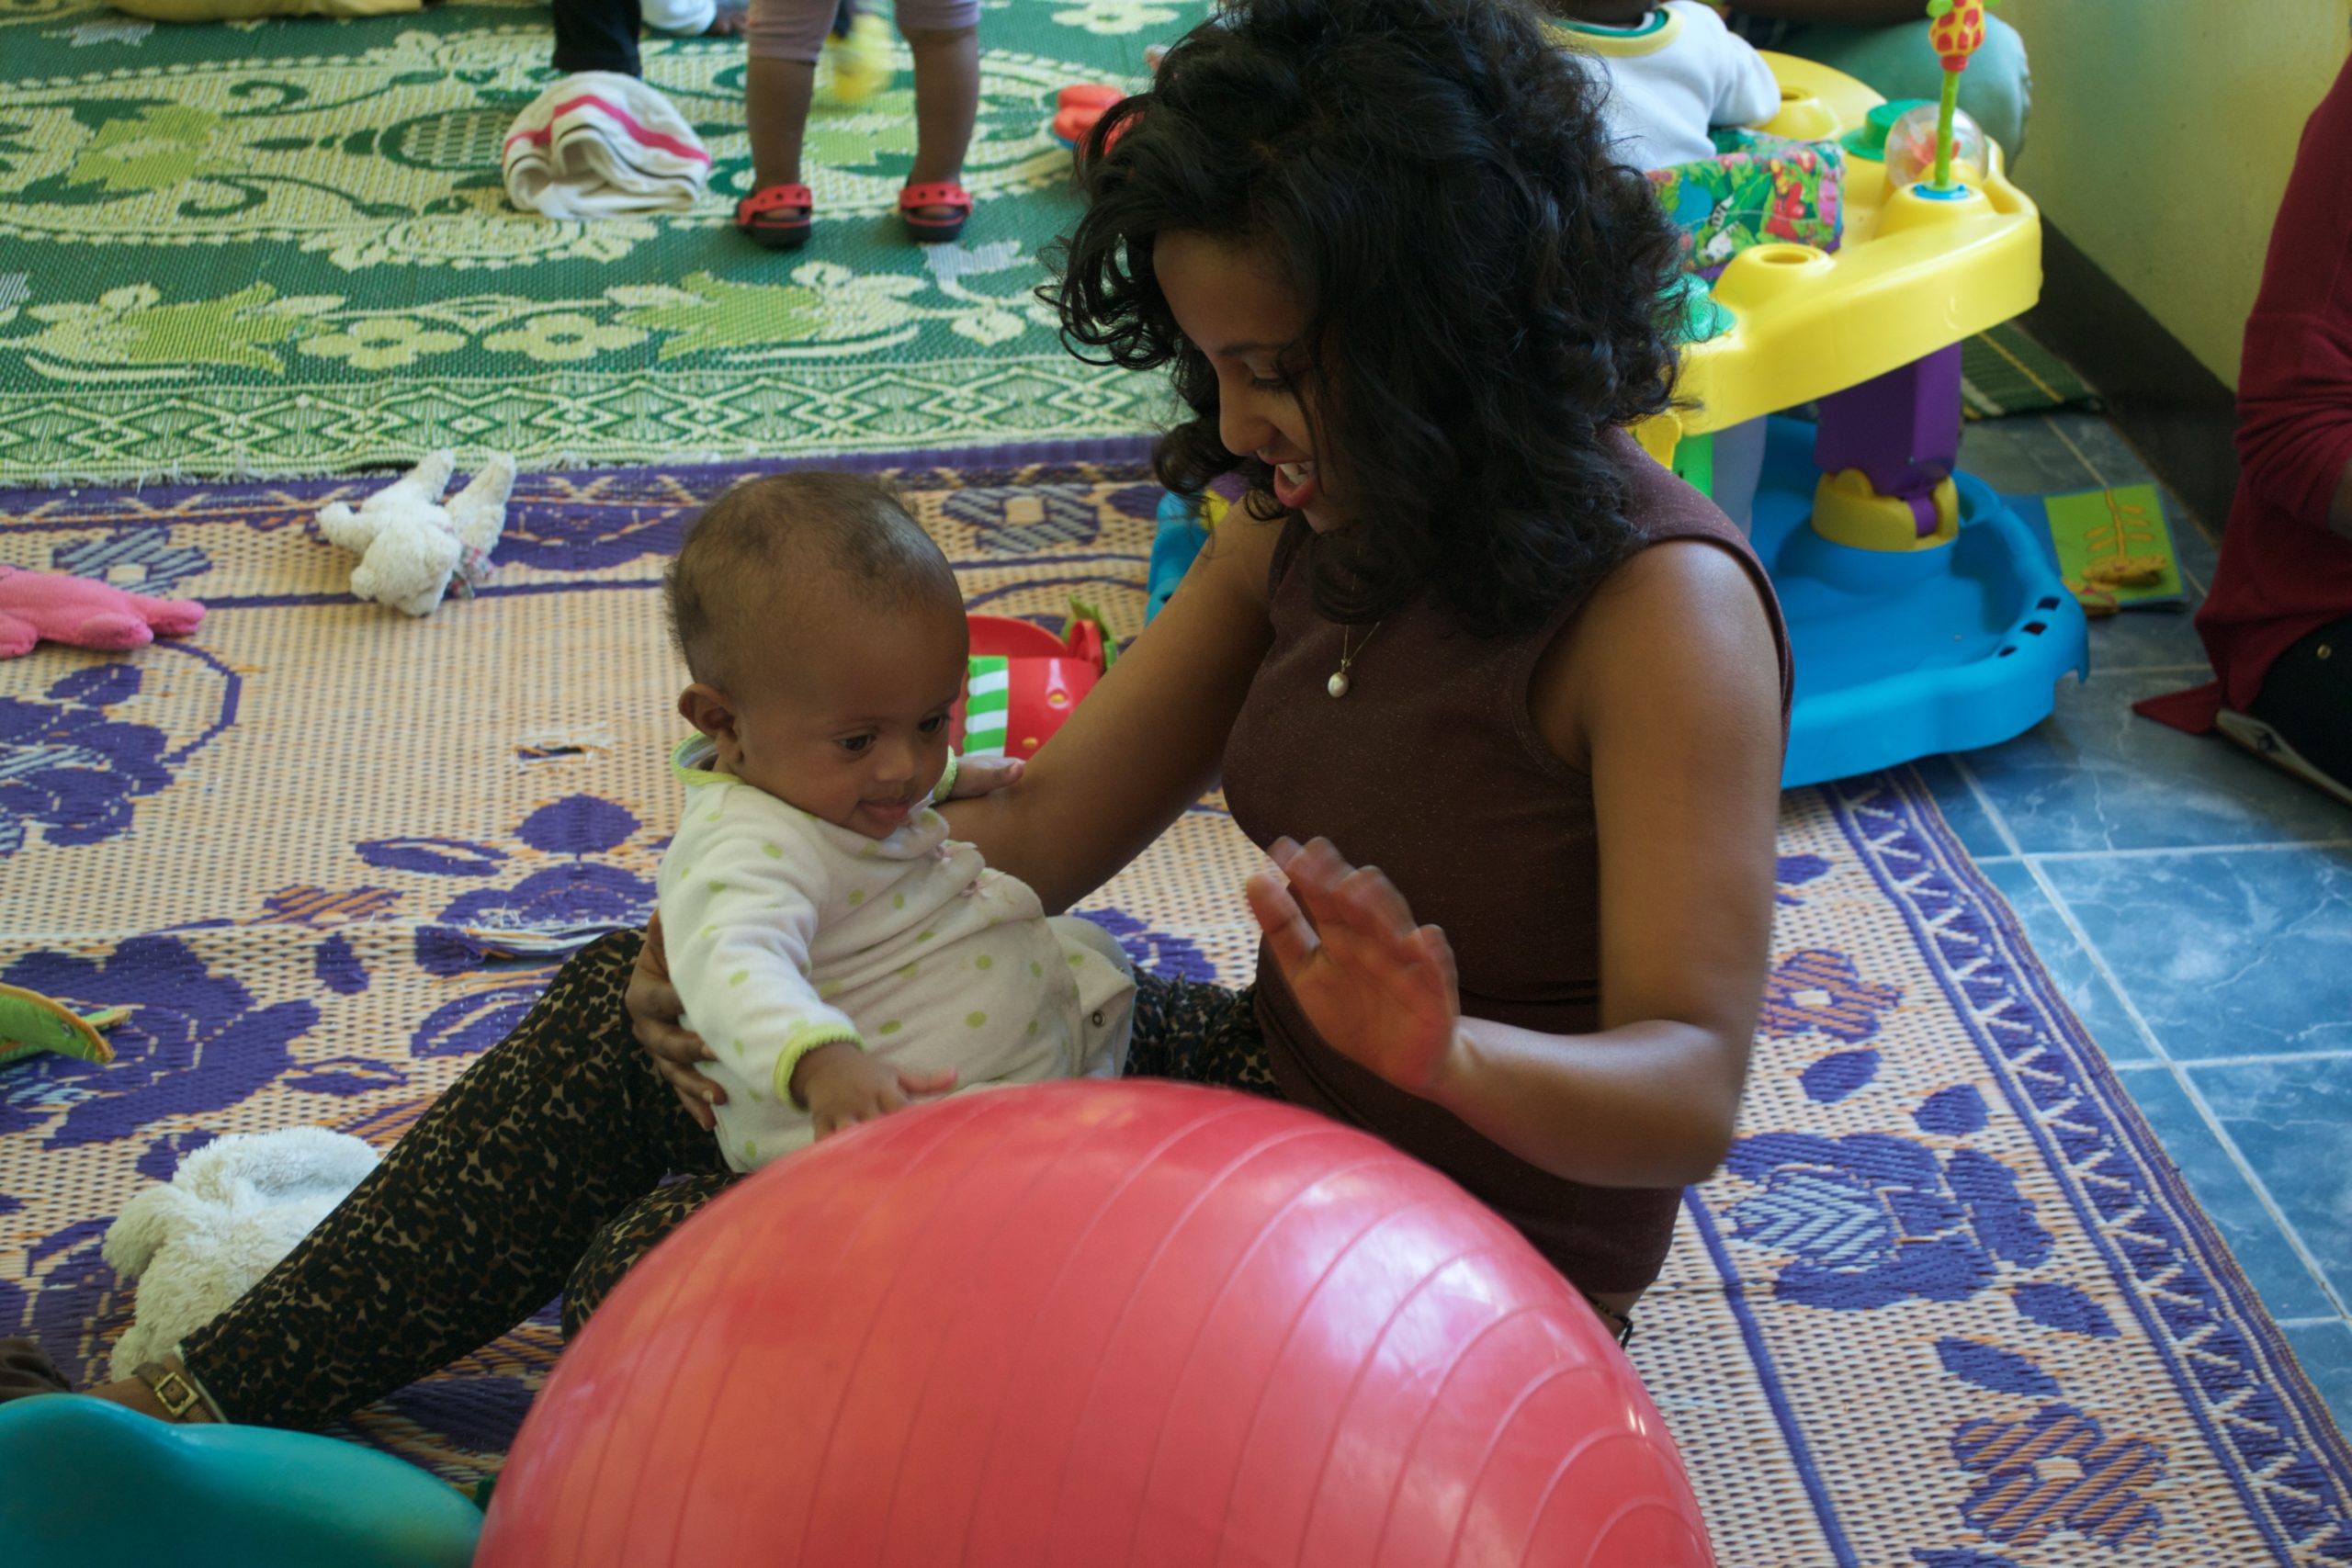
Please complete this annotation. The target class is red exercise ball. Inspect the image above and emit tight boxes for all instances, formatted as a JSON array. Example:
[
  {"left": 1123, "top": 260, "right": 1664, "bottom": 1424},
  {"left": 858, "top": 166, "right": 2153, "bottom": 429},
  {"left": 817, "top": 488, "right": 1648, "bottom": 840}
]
[{"left": 475, "top": 1080, "right": 1713, "bottom": 1568}]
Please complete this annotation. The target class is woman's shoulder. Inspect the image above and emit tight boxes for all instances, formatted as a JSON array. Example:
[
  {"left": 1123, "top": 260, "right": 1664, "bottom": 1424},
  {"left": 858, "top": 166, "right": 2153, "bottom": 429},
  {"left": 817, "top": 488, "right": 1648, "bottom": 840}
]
[
  {"left": 1533, "top": 536, "right": 1788, "bottom": 772},
  {"left": 1525, "top": 434, "right": 1792, "bottom": 766},
  {"left": 1604, "top": 428, "right": 1746, "bottom": 548}
]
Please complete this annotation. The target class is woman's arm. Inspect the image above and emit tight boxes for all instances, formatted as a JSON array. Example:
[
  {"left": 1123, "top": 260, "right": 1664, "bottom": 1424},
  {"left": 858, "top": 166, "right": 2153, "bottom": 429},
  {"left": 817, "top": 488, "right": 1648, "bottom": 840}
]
[
  {"left": 942, "top": 512, "right": 1283, "bottom": 912},
  {"left": 1247, "top": 541, "right": 1782, "bottom": 1188}
]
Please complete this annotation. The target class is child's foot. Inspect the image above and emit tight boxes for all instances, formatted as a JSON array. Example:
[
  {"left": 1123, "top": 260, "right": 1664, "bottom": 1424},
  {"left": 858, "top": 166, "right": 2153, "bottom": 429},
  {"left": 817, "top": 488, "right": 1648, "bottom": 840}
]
[
  {"left": 898, "top": 181, "right": 971, "bottom": 243},
  {"left": 737, "top": 183, "right": 814, "bottom": 249}
]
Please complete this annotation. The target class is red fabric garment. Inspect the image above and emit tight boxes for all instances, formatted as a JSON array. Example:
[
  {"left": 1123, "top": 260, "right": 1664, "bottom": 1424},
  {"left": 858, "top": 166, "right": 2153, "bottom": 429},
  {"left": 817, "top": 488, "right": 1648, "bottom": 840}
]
[{"left": 2136, "top": 54, "right": 2352, "bottom": 734}]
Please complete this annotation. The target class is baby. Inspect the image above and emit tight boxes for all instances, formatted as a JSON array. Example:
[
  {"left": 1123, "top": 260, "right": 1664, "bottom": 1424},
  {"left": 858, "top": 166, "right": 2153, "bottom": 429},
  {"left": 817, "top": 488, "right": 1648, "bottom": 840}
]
[
  {"left": 1549, "top": 1, "right": 1781, "bottom": 171},
  {"left": 659, "top": 471, "right": 1134, "bottom": 1172}
]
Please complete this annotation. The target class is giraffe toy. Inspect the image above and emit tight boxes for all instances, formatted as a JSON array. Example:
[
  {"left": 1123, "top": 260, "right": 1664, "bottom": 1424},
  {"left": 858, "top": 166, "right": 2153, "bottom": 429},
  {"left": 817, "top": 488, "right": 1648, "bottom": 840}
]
[{"left": 1924, "top": 0, "right": 1996, "bottom": 187}]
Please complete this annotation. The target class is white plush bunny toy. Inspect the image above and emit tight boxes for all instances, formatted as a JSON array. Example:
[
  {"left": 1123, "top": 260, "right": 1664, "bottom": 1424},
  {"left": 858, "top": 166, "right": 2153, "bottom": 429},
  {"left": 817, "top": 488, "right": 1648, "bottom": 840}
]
[
  {"left": 316, "top": 450, "right": 517, "bottom": 617},
  {"left": 102, "top": 1127, "right": 380, "bottom": 1381}
]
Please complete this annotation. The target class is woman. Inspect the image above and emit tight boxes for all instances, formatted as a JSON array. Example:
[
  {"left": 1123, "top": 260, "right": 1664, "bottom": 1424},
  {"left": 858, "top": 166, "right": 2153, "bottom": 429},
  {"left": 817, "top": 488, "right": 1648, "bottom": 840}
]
[
  {"left": 28, "top": 0, "right": 1787, "bottom": 1428},
  {"left": 2136, "top": 53, "right": 2352, "bottom": 808}
]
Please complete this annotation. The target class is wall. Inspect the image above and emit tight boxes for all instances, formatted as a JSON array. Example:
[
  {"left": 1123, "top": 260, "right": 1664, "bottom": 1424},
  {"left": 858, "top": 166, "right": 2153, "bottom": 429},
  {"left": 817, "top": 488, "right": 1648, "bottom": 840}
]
[{"left": 2007, "top": 0, "right": 2352, "bottom": 388}]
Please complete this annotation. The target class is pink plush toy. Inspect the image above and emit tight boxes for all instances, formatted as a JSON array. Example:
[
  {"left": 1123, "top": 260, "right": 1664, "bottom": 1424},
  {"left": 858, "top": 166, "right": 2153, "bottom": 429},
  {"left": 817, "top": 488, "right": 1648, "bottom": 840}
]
[{"left": 0, "top": 565, "right": 206, "bottom": 660}]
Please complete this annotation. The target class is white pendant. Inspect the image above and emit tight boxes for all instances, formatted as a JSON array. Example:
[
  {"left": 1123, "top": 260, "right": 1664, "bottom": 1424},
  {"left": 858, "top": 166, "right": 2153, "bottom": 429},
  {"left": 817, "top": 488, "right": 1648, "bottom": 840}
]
[{"left": 1327, "top": 671, "right": 1350, "bottom": 698}]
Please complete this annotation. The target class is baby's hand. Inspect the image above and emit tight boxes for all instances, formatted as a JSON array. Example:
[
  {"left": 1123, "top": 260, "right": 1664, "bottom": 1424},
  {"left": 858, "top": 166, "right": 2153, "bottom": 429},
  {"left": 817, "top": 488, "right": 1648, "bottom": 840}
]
[
  {"left": 941, "top": 754, "right": 1023, "bottom": 801},
  {"left": 791, "top": 1042, "right": 956, "bottom": 1139}
]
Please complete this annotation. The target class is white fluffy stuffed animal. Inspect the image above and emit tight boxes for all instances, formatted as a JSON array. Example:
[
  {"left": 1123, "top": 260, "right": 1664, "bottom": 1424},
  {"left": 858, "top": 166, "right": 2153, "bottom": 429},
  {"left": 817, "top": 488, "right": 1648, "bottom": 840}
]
[
  {"left": 317, "top": 450, "right": 517, "bottom": 617},
  {"left": 102, "top": 1127, "right": 380, "bottom": 1381}
]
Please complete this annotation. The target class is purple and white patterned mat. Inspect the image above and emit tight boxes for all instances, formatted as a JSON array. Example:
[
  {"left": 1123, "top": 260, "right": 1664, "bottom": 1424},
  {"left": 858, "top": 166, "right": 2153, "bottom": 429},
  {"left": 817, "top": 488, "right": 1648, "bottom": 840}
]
[{"left": 4, "top": 446, "right": 2347, "bottom": 1563}]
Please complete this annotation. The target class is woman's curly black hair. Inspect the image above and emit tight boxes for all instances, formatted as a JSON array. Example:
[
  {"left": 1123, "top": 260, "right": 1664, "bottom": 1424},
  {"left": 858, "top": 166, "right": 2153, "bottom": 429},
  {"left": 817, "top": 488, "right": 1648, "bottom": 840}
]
[{"left": 1044, "top": 0, "right": 1687, "bottom": 637}]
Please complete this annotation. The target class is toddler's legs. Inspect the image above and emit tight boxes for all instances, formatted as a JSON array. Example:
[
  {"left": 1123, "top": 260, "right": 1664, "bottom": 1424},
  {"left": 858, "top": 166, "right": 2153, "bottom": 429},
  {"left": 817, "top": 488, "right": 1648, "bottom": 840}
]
[
  {"left": 900, "top": 17, "right": 979, "bottom": 220},
  {"left": 740, "top": 0, "right": 978, "bottom": 238},
  {"left": 747, "top": 56, "right": 820, "bottom": 194},
  {"left": 552, "top": 0, "right": 643, "bottom": 76},
  {"left": 740, "top": 0, "right": 831, "bottom": 243}
]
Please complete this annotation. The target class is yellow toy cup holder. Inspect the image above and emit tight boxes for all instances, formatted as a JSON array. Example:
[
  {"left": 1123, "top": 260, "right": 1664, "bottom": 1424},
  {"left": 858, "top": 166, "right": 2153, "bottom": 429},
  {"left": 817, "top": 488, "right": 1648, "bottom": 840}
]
[
  {"left": 1712, "top": 243, "right": 1837, "bottom": 310},
  {"left": 1875, "top": 179, "right": 1996, "bottom": 237},
  {"left": 1765, "top": 88, "right": 1839, "bottom": 143}
]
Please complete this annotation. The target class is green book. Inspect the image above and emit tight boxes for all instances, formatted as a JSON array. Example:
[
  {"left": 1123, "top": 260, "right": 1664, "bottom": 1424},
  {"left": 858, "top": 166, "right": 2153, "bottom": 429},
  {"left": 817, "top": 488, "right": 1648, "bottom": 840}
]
[{"left": 2037, "top": 483, "right": 2187, "bottom": 609}]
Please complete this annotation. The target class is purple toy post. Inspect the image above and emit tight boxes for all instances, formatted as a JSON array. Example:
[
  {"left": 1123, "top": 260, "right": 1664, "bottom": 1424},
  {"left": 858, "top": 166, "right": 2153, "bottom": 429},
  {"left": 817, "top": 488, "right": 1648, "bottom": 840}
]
[{"left": 1813, "top": 344, "right": 1963, "bottom": 537}]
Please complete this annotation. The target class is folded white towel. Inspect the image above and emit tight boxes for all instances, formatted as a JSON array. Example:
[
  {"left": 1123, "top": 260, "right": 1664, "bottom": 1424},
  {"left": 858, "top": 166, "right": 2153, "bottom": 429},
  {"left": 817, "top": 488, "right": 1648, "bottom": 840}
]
[{"left": 503, "top": 72, "right": 712, "bottom": 221}]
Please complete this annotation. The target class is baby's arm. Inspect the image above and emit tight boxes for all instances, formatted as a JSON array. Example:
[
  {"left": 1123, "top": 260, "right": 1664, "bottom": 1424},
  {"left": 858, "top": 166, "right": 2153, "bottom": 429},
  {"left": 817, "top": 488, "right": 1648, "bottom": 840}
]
[
  {"left": 660, "top": 807, "right": 862, "bottom": 1170},
  {"left": 1704, "top": 7, "right": 1783, "bottom": 129}
]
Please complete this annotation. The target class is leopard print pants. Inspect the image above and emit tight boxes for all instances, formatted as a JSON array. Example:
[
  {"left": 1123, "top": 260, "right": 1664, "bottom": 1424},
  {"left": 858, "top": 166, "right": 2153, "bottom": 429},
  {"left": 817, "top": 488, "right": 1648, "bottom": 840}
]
[{"left": 179, "top": 931, "right": 1272, "bottom": 1427}]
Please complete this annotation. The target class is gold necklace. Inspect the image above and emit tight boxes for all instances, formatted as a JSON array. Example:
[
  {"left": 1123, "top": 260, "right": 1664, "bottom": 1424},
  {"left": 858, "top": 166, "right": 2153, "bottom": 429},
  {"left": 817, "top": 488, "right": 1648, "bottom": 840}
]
[{"left": 1328, "top": 620, "right": 1383, "bottom": 699}]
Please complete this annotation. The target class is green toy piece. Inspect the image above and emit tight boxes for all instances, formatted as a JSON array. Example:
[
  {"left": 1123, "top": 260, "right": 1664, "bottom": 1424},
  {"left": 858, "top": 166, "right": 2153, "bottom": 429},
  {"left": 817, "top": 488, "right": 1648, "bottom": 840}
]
[
  {"left": 0, "top": 982, "right": 123, "bottom": 1069},
  {"left": 1064, "top": 594, "right": 1119, "bottom": 669}
]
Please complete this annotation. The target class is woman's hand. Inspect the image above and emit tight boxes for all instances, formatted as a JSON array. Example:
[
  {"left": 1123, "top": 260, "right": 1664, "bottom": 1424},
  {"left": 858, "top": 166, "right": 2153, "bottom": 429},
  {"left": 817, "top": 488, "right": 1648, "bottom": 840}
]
[
  {"left": 1245, "top": 836, "right": 1464, "bottom": 1100},
  {"left": 628, "top": 911, "right": 720, "bottom": 1131}
]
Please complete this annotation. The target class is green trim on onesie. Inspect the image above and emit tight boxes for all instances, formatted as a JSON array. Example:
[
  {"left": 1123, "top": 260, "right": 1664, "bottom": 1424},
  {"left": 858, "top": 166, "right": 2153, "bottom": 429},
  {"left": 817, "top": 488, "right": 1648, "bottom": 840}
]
[
  {"left": 1548, "top": 8, "right": 1679, "bottom": 56},
  {"left": 671, "top": 734, "right": 739, "bottom": 786},
  {"left": 930, "top": 750, "right": 960, "bottom": 806},
  {"left": 775, "top": 1021, "right": 865, "bottom": 1108}
]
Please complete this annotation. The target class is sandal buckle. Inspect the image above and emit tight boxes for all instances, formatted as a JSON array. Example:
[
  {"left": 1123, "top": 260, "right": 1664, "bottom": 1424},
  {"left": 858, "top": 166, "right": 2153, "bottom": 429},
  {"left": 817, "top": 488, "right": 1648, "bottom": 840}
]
[{"left": 135, "top": 1361, "right": 206, "bottom": 1420}]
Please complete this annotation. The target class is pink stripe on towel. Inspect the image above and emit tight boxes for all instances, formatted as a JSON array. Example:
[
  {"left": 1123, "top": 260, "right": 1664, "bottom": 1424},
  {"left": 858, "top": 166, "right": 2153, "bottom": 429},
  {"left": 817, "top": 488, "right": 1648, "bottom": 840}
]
[{"left": 503, "top": 94, "right": 713, "bottom": 164}]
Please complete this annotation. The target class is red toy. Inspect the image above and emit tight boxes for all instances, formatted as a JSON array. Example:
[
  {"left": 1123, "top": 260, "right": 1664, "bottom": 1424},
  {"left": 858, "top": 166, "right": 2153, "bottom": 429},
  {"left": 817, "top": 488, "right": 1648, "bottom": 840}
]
[
  {"left": 476, "top": 1081, "right": 1714, "bottom": 1567},
  {"left": 951, "top": 608, "right": 1111, "bottom": 759},
  {"left": 0, "top": 565, "right": 206, "bottom": 660},
  {"left": 1050, "top": 84, "right": 1126, "bottom": 157}
]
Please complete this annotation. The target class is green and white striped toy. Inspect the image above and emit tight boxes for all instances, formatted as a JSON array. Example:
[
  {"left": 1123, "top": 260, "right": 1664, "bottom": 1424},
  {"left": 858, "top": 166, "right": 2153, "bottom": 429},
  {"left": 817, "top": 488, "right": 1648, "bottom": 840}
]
[{"left": 961, "top": 655, "right": 1012, "bottom": 758}]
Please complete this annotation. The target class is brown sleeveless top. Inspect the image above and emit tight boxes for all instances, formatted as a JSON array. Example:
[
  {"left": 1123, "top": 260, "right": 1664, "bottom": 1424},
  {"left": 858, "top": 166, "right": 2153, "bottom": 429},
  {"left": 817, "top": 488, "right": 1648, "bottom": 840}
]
[{"left": 1221, "top": 430, "right": 1793, "bottom": 1294}]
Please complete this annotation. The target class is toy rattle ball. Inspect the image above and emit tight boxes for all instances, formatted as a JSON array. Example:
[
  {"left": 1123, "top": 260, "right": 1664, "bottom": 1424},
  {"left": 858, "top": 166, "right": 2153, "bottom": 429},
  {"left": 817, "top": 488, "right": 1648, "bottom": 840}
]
[
  {"left": 476, "top": 1081, "right": 1714, "bottom": 1567},
  {"left": 1885, "top": 103, "right": 1987, "bottom": 193}
]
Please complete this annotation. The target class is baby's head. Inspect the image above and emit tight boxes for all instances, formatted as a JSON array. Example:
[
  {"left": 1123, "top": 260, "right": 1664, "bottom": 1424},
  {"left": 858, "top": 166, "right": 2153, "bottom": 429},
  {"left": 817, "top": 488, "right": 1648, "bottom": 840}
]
[{"left": 666, "top": 472, "right": 968, "bottom": 840}]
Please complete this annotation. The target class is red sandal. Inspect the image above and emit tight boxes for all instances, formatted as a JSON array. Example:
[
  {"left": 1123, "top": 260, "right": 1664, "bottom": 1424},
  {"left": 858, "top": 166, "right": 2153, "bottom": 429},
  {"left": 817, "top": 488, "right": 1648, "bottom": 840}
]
[
  {"left": 898, "top": 181, "right": 972, "bottom": 243},
  {"left": 736, "top": 183, "right": 813, "bottom": 250}
]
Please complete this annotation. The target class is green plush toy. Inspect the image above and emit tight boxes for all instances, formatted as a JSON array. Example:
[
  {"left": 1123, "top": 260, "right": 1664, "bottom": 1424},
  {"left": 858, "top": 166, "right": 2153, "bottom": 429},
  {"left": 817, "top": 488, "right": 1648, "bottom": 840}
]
[{"left": 0, "top": 981, "right": 124, "bottom": 1069}]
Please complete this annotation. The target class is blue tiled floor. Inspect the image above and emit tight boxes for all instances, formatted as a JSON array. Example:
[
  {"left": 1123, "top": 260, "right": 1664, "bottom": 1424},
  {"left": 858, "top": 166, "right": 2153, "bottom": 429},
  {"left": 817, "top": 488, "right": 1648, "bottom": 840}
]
[{"left": 1912, "top": 412, "right": 2352, "bottom": 1437}]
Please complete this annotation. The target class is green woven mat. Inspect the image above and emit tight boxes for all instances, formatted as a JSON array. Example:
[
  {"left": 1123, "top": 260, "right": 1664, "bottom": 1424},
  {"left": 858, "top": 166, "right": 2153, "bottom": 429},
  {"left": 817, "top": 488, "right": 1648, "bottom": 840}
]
[
  {"left": 0, "top": 0, "right": 1187, "bottom": 484},
  {"left": 1962, "top": 319, "right": 2099, "bottom": 420}
]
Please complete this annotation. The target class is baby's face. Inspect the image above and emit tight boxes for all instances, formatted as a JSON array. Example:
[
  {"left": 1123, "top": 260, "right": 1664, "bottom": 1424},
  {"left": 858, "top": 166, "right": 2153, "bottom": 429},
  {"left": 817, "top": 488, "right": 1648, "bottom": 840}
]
[{"left": 717, "top": 594, "right": 969, "bottom": 840}]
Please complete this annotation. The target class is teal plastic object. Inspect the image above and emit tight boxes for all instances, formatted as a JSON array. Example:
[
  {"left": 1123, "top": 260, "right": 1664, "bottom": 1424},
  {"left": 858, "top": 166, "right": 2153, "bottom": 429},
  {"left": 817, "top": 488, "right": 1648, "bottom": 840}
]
[
  {"left": 1145, "top": 489, "right": 1208, "bottom": 624},
  {"left": 0, "top": 1394, "right": 482, "bottom": 1568},
  {"left": 1751, "top": 417, "right": 2089, "bottom": 786}
]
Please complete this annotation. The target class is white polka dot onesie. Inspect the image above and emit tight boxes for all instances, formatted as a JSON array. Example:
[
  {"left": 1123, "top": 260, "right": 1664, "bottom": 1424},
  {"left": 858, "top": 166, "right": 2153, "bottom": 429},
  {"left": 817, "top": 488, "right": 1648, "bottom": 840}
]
[{"left": 659, "top": 738, "right": 1135, "bottom": 1172}]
